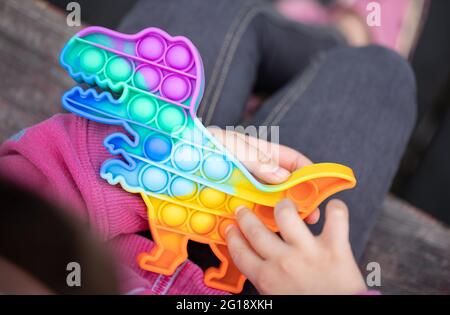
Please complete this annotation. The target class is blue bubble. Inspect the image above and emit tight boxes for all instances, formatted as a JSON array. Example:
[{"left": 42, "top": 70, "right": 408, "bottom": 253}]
[
  {"left": 170, "top": 177, "right": 197, "bottom": 199},
  {"left": 202, "top": 154, "right": 231, "bottom": 181},
  {"left": 141, "top": 166, "right": 169, "bottom": 192},
  {"left": 173, "top": 144, "right": 201, "bottom": 172},
  {"left": 144, "top": 134, "right": 172, "bottom": 162}
]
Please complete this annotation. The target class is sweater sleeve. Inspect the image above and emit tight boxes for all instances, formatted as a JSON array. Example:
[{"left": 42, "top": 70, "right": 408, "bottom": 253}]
[{"left": 0, "top": 113, "right": 148, "bottom": 240}]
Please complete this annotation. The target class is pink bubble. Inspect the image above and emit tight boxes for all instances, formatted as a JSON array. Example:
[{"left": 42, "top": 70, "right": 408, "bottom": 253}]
[
  {"left": 137, "top": 35, "right": 166, "bottom": 61},
  {"left": 161, "top": 74, "right": 191, "bottom": 102},
  {"left": 165, "top": 44, "right": 193, "bottom": 70},
  {"left": 133, "top": 66, "right": 162, "bottom": 92}
]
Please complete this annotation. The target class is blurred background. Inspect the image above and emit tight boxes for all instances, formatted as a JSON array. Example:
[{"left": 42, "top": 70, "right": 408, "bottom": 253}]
[{"left": 0, "top": 0, "right": 449, "bottom": 294}]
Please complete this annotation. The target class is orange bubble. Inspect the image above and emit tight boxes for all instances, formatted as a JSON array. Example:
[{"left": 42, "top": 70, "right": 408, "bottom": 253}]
[{"left": 219, "top": 219, "right": 235, "bottom": 239}]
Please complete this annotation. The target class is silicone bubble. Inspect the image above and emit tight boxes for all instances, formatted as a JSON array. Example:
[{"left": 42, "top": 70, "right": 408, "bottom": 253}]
[
  {"left": 160, "top": 74, "right": 191, "bottom": 102},
  {"left": 137, "top": 34, "right": 166, "bottom": 61},
  {"left": 144, "top": 134, "right": 172, "bottom": 162},
  {"left": 190, "top": 211, "right": 216, "bottom": 235},
  {"left": 165, "top": 43, "right": 193, "bottom": 70},
  {"left": 105, "top": 56, "right": 134, "bottom": 82},
  {"left": 202, "top": 154, "right": 231, "bottom": 182},
  {"left": 172, "top": 144, "right": 201, "bottom": 172},
  {"left": 140, "top": 166, "right": 169, "bottom": 192},
  {"left": 127, "top": 95, "right": 158, "bottom": 123},
  {"left": 133, "top": 66, "right": 162, "bottom": 92},
  {"left": 219, "top": 219, "right": 234, "bottom": 239},
  {"left": 159, "top": 203, "right": 188, "bottom": 227},
  {"left": 60, "top": 26, "right": 357, "bottom": 294},
  {"left": 199, "top": 187, "right": 226, "bottom": 208},
  {"left": 79, "top": 47, "right": 106, "bottom": 73},
  {"left": 179, "top": 127, "right": 204, "bottom": 144},
  {"left": 156, "top": 104, "right": 186, "bottom": 133},
  {"left": 170, "top": 176, "right": 197, "bottom": 200}
]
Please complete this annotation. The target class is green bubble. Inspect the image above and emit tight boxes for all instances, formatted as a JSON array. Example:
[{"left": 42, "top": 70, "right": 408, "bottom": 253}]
[
  {"left": 79, "top": 47, "right": 106, "bottom": 73},
  {"left": 157, "top": 105, "right": 186, "bottom": 133},
  {"left": 128, "top": 96, "right": 158, "bottom": 123},
  {"left": 105, "top": 57, "right": 133, "bottom": 82}
]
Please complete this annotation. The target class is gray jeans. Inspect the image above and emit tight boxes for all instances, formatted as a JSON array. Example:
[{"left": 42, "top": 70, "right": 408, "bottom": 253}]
[{"left": 119, "top": 0, "right": 417, "bottom": 292}]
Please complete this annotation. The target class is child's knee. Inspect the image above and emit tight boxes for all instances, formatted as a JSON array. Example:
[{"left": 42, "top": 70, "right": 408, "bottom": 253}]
[{"left": 329, "top": 45, "right": 417, "bottom": 129}]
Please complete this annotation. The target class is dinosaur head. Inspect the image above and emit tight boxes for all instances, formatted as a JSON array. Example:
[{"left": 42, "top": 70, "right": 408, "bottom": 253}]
[{"left": 60, "top": 26, "right": 205, "bottom": 129}]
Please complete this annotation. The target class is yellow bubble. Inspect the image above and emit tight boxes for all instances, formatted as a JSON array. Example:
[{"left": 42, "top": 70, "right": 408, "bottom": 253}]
[
  {"left": 160, "top": 203, "right": 188, "bottom": 227},
  {"left": 199, "top": 187, "right": 226, "bottom": 208},
  {"left": 190, "top": 211, "right": 216, "bottom": 234},
  {"left": 228, "top": 197, "right": 254, "bottom": 212}
]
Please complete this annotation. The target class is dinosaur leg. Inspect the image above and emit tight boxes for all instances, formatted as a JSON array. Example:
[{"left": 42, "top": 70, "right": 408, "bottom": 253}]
[
  {"left": 205, "top": 243, "right": 246, "bottom": 293},
  {"left": 137, "top": 225, "right": 189, "bottom": 275}
]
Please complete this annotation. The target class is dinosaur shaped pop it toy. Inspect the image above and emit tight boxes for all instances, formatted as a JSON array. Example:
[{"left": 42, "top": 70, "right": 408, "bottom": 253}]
[{"left": 60, "top": 26, "right": 357, "bottom": 293}]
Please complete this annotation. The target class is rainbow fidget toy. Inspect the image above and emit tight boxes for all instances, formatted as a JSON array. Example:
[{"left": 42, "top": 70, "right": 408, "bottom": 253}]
[{"left": 60, "top": 26, "right": 357, "bottom": 293}]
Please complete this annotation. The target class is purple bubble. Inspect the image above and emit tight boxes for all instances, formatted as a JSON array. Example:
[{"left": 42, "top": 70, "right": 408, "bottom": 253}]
[
  {"left": 165, "top": 44, "right": 193, "bottom": 70},
  {"left": 133, "top": 66, "right": 162, "bottom": 92},
  {"left": 137, "top": 35, "right": 166, "bottom": 61},
  {"left": 160, "top": 74, "right": 191, "bottom": 102}
]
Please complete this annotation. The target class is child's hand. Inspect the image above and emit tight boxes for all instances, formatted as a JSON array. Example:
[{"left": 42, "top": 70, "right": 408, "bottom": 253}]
[
  {"left": 226, "top": 198, "right": 367, "bottom": 295},
  {"left": 208, "top": 127, "right": 319, "bottom": 224}
]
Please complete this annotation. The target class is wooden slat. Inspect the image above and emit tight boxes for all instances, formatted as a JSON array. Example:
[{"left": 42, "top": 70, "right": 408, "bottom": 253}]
[
  {"left": 0, "top": 100, "right": 45, "bottom": 141},
  {"left": 362, "top": 196, "right": 450, "bottom": 294},
  {"left": 0, "top": 0, "right": 81, "bottom": 140}
]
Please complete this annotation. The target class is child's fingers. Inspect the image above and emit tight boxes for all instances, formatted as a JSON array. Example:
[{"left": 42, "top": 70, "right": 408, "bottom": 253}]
[
  {"left": 274, "top": 199, "right": 315, "bottom": 246},
  {"left": 236, "top": 131, "right": 313, "bottom": 171},
  {"left": 321, "top": 199, "right": 350, "bottom": 247},
  {"left": 242, "top": 141, "right": 291, "bottom": 184},
  {"left": 304, "top": 208, "right": 320, "bottom": 224},
  {"left": 232, "top": 131, "right": 313, "bottom": 175},
  {"left": 226, "top": 224, "right": 264, "bottom": 278},
  {"left": 275, "top": 144, "right": 313, "bottom": 171},
  {"left": 235, "top": 206, "right": 287, "bottom": 259}
]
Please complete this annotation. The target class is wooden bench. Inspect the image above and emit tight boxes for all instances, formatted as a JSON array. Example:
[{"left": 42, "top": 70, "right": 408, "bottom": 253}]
[{"left": 1, "top": 0, "right": 448, "bottom": 294}]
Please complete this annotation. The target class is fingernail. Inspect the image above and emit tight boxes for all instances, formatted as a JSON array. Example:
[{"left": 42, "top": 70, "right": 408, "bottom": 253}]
[
  {"left": 276, "top": 198, "right": 297, "bottom": 211},
  {"left": 274, "top": 167, "right": 291, "bottom": 180},
  {"left": 329, "top": 199, "right": 348, "bottom": 217},
  {"left": 234, "top": 205, "right": 247, "bottom": 216},
  {"left": 224, "top": 224, "right": 235, "bottom": 235},
  {"left": 330, "top": 199, "right": 347, "bottom": 210}
]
